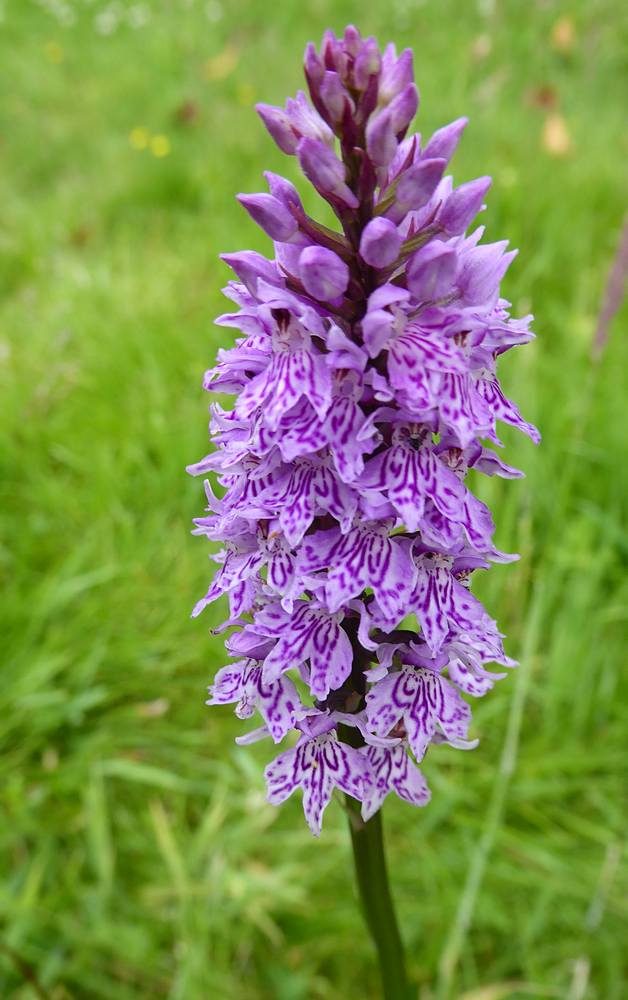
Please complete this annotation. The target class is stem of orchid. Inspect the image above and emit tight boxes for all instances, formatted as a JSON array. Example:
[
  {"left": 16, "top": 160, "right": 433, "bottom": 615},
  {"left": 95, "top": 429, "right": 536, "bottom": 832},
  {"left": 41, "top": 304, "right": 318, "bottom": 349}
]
[
  {"left": 339, "top": 722, "right": 410, "bottom": 1000},
  {"left": 345, "top": 797, "right": 410, "bottom": 1000}
]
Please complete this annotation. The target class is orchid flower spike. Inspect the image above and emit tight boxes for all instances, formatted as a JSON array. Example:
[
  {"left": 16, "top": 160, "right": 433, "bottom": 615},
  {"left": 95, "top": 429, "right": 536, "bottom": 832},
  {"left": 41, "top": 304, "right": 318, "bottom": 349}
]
[{"left": 189, "top": 24, "right": 539, "bottom": 837}]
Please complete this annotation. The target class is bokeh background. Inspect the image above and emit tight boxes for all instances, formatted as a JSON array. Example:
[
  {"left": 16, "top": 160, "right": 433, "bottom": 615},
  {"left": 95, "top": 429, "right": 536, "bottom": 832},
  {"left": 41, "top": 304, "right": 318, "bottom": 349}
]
[{"left": 2, "top": 1, "right": 628, "bottom": 998}]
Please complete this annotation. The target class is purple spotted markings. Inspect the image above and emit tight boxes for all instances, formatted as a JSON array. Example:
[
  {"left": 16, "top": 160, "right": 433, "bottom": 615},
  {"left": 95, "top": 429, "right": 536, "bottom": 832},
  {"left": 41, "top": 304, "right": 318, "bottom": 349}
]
[{"left": 188, "top": 26, "right": 539, "bottom": 834}]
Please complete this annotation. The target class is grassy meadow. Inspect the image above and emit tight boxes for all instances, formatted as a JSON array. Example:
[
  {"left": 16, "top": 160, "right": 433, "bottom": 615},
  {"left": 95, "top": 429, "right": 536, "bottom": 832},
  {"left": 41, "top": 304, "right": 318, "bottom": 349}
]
[{"left": 1, "top": 0, "right": 628, "bottom": 997}]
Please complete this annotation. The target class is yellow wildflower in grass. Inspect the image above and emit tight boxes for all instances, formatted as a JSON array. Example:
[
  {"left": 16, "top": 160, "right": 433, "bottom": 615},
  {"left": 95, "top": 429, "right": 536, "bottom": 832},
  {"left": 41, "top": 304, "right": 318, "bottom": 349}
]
[
  {"left": 203, "top": 42, "right": 239, "bottom": 81},
  {"left": 542, "top": 114, "right": 573, "bottom": 158},
  {"left": 44, "top": 41, "right": 64, "bottom": 64},
  {"left": 150, "top": 134, "right": 171, "bottom": 158},
  {"left": 129, "top": 126, "right": 150, "bottom": 150},
  {"left": 551, "top": 16, "right": 577, "bottom": 54}
]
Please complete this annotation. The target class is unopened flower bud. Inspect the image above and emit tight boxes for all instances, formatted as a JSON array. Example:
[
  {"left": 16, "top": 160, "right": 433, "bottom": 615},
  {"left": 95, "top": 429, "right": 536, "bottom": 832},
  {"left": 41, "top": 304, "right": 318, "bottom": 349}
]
[
  {"left": 256, "top": 92, "right": 334, "bottom": 155},
  {"left": 379, "top": 45, "right": 414, "bottom": 104},
  {"left": 406, "top": 241, "right": 458, "bottom": 300},
  {"left": 256, "top": 103, "right": 299, "bottom": 154},
  {"left": 220, "top": 250, "right": 279, "bottom": 294},
  {"left": 386, "top": 157, "right": 446, "bottom": 221},
  {"left": 303, "top": 41, "right": 324, "bottom": 87},
  {"left": 366, "top": 109, "right": 397, "bottom": 168},
  {"left": 264, "top": 171, "right": 303, "bottom": 212},
  {"left": 297, "top": 138, "right": 359, "bottom": 208},
  {"left": 359, "top": 217, "right": 402, "bottom": 268},
  {"left": 320, "top": 71, "right": 354, "bottom": 122},
  {"left": 299, "top": 245, "right": 350, "bottom": 300},
  {"left": 439, "top": 176, "right": 492, "bottom": 234},
  {"left": 354, "top": 37, "right": 381, "bottom": 89},
  {"left": 237, "top": 193, "right": 298, "bottom": 241},
  {"left": 422, "top": 117, "right": 468, "bottom": 163},
  {"left": 387, "top": 82, "right": 419, "bottom": 133},
  {"left": 342, "top": 24, "right": 362, "bottom": 57},
  {"left": 286, "top": 92, "right": 334, "bottom": 145}
]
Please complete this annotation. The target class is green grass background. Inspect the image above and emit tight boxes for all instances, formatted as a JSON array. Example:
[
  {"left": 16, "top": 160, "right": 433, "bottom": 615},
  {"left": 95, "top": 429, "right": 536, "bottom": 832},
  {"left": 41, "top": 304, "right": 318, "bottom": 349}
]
[{"left": 1, "top": 0, "right": 627, "bottom": 997}]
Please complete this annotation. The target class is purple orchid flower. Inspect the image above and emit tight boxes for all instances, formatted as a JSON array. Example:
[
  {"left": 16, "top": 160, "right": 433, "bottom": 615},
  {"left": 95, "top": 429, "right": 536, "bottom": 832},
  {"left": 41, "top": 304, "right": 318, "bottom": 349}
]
[
  {"left": 265, "top": 712, "right": 371, "bottom": 835},
  {"left": 256, "top": 600, "right": 354, "bottom": 700},
  {"left": 207, "top": 658, "right": 302, "bottom": 742},
  {"left": 360, "top": 743, "right": 431, "bottom": 821},
  {"left": 366, "top": 662, "right": 472, "bottom": 761},
  {"left": 188, "top": 25, "right": 538, "bottom": 836}
]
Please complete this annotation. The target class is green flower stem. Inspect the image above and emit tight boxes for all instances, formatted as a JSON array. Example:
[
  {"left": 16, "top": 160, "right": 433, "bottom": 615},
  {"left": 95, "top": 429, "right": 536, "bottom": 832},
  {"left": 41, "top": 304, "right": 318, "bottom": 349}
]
[{"left": 340, "top": 725, "right": 410, "bottom": 1000}]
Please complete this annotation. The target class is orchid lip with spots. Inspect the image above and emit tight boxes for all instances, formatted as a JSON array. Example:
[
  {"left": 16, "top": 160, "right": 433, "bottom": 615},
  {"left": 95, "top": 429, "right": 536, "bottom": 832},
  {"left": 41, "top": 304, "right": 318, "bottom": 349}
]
[{"left": 188, "top": 25, "right": 539, "bottom": 838}]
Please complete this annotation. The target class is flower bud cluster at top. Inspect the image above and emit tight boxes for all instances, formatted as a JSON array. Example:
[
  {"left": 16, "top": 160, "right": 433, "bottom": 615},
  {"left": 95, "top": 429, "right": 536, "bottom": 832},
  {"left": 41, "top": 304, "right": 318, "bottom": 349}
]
[{"left": 188, "top": 25, "right": 539, "bottom": 835}]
